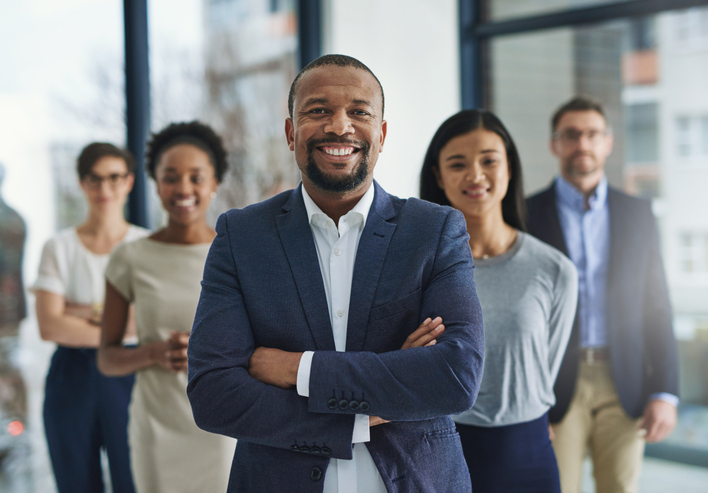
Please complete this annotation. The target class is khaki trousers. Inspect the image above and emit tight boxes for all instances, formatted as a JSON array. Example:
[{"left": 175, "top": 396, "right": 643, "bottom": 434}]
[{"left": 551, "top": 361, "right": 645, "bottom": 493}]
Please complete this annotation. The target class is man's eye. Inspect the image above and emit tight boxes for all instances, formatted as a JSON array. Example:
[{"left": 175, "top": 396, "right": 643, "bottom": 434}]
[
  {"left": 192, "top": 176, "right": 204, "bottom": 184},
  {"left": 352, "top": 110, "right": 370, "bottom": 116},
  {"left": 309, "top": 108, "right": 326, "bottom": 114}
]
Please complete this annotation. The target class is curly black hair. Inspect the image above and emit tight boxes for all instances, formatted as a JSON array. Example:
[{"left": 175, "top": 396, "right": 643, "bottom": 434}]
[{"left": 145, "top": 121, "right": 228, "bottom": 183}]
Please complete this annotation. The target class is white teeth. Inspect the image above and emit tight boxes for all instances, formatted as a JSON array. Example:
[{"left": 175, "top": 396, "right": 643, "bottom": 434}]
[
  {"left": 175, "top": 199, "right": 196, "bottom": 207},
  {"left": 324, "top": 148, "right": 353, "bottom": 156}
]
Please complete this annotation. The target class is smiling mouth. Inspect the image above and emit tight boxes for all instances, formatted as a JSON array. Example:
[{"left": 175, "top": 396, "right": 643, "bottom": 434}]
[
  {"left": 320, "top": 146, "right": 357, "bottom": 156},
  {"left": 173, "top": 198, "right": 196, "bottom": 208},
  {"left": 463, "top": 187, "right": 488, "bottom": 198}
]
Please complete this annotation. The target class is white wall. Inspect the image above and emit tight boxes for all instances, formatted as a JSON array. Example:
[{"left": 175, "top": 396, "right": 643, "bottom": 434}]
[{"left": 323, "top": 0, "right": 460, "bottom": 199}]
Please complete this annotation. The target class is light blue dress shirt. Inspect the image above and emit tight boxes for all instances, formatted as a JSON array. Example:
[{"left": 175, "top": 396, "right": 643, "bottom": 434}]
[
  {"left": 555, "top": 175, "right": 610, "bottom": 349},
  {"left": 554, "top": 175, "right": 678, "bottom": 407}
]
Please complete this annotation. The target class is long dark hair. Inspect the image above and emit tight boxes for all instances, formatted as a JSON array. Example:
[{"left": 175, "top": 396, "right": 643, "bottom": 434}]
[{"left": 419, "top": 109, "right": 527, "bottom": 231}]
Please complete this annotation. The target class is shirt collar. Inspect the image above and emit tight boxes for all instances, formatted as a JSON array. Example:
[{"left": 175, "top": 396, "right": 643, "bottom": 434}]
[
  {"left": 301, "top": 182, "right": 375, "bottom": 229},
  {"left": 555, "top": 174, "right": 608, "bottom": 212}
]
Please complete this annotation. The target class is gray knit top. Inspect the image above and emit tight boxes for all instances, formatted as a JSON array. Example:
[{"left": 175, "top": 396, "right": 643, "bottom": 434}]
[{"left": 454, "top": 231, "right": 578, "bottom": 427}]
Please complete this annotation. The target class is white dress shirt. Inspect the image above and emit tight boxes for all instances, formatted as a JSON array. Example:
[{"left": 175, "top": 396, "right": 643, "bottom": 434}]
[{"left": 296, "top": 184, "right": 387, "bottom": 493}]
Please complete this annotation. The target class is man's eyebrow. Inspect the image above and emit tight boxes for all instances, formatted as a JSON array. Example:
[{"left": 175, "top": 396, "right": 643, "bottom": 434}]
[
  {"left": 352, "top": 99, "right": 374, "bottom": 107},
  {"left": 301, "top": 97, "right": 329, "bottom": 107}
]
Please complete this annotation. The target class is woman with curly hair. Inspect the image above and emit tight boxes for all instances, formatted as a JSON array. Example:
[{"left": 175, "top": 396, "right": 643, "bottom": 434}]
[{"left": 98, "top": 121, "right": 235, "bottom": 492}]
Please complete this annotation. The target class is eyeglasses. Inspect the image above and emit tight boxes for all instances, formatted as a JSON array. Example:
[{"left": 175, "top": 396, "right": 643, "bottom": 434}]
[
  {"left": 83, "top": 173, "right": 130, "bottom": 189},
  {"left": 552, "top": 129, "right": 610, "bottom": 144}
]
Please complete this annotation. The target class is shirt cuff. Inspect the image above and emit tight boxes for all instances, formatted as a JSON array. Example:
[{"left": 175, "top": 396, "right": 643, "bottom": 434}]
[
  {"left": 649, "top": 393, "right": 679, "bottom": 408},
  {"left": 296, "top": 351, "right": 315, "bottom": 397},
  {"left": 352, "top": 414, "right": 370, "bottom": 444}
]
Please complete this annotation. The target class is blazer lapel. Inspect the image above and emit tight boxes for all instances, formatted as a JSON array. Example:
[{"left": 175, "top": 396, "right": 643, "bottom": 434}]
[
  {"left": 346, "top": 182, "right": 397, "bottom": 352},
  {"left": 276, "top": 186, "right": 336, "bottom": 351},
  {"left": 536, "top": 185, "right": 570, "bottom": 257}
]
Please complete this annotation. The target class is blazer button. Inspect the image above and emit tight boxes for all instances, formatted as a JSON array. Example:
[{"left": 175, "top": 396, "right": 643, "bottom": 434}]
[
  {"left": 327, "top": 398, "right": 338, "bottom": 410},
  {"left": 300, "top": 446, "right": 310, "bottom": 453},
  {"left": 290, "top": 445, "right": 299, "bottom": 452},
  {"left": 311, "top": 466, "right": 323, "bottom": 481},
  {"left": 310, "top": 446, "right": 321, "bottom": 454},
  {"left": 359, "top": 401, "right": 370, "bottom": 412},
  {"left": 321, "top": 447, "right": 331, "bottom": 456},
  {"left": 349, "top": 400, "right": 359, "bottom": 410},
  {"left": 338, "top": 399, "right": 349, "bottom": 410}
]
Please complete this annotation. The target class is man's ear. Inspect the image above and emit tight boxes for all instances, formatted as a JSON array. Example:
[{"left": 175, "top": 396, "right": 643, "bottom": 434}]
[
  {"left": 285, "top": 118, "right": 295, "bottom": 151},
  {"left": 378, "top": 120, "right": 388, "bottom": 152},
  {"left": 549, "top": 137, "right": 560, "bottom": 158}
]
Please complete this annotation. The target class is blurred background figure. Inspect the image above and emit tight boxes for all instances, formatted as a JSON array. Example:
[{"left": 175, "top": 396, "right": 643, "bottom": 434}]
[
  {"left": 32, "top": 143, "right": 148, "bottom": 493},
  {"left": 98, "top": 121, "right": 235, "bottom": 493},
  {"left": 420, "top": 110, "right": 577, "bottom": 493},
  {"left": 0, "top": 162, "right": 29, "bottom": 473}
]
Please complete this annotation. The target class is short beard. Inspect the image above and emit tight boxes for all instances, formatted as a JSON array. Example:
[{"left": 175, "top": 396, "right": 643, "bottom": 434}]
[{"left": 304, "top": 138, "right": 370, "bottom": 193}]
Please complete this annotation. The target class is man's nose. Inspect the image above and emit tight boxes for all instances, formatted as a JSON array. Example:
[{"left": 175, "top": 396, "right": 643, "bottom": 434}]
[{"left": 324, "top": 110, "right": 354, "bottom": 135}]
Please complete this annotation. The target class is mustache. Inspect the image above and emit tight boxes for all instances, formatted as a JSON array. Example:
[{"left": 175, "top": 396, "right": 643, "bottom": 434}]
[{"left": 306, "top": 137, "right": 369, "bottom": 153}]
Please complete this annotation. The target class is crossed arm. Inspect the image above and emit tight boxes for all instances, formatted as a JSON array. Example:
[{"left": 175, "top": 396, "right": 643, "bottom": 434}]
[
  {"left": 248, "top": 317, "right": 446, "bottom": 426},
  {"left": 187, "top": 210, "right": 483, "bottom": 458}
]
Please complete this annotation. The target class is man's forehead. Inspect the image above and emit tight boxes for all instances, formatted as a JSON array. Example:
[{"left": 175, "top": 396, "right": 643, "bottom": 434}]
[
  {"left": 294, "top": 66, "right": 383, "bottom": 109},
  {"left": 556, "top": 110, "right": 607, "bottom": 129}
]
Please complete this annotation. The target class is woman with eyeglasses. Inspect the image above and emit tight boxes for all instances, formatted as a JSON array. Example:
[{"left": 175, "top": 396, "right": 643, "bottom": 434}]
[
  {"left": 419, "top": 110, "right": 578, "bottom": 493},
  {"left": 33, "top": 142, "right": 148, "bottom": 493},
  {"left": 98, "top": 122, "right": 235, "bottom": 493}
]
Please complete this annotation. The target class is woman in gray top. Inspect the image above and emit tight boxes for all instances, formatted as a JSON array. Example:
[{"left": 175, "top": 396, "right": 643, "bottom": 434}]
[{"left": 420, "top": 110, "right": 577, "bottom": 493}]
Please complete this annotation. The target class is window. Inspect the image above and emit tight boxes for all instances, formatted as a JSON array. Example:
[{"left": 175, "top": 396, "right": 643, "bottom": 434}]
[
  {"left": 676, "top": 117, "right": 692, "bottom": 157},
  {"left": 679, "top": 232, "right": 708, "bottom": 274},
  {"left": 675, "top": 115, "right": 708, "bottom": 160},
  {"left": 625, "top": 103, "right": 658, "bottom": 163}
]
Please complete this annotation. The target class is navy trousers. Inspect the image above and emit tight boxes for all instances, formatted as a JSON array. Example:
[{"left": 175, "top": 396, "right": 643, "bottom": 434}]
[
  {"left": 457, "top": 413, "right": 561, "bottom": 493},
  {"left": 43, "top": 347, "right": 135, "bottom": 493}
]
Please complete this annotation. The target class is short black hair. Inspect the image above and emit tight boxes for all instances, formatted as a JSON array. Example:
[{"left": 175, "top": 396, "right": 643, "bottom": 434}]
[
  {"left": 77, "top": 143, "right": 135, "bottom": 179},
  {"left": 145, "top": 121, "right": 228, "bottom": 183},
  {"left": 288, "top": 54, "right": 385, "bottom": 119},
  {"left": 551, "top": 96, "right": 607, "bottom": 134},
  {"left": 419, "top": 109, "right": 527, "bottom": 232}
]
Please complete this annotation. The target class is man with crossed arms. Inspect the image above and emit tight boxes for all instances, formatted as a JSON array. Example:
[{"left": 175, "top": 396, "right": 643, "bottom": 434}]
[{"left": 187, "top": 54, "right": 484, "bottom": 492}]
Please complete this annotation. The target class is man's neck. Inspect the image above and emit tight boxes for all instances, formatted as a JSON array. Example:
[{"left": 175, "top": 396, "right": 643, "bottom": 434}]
[
  {"left": 560, "top": 172, "right": 604, "bottom": 208},
  {"left": 302, "top": 179, "right": 372, "bottom": 224}
]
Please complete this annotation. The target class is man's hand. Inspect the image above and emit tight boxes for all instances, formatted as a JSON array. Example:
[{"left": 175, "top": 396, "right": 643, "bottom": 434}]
[
  {"left": 248, "top": 347, "right": 302, "bottom": 389},
  {"left": 401, "top": 317, "right": 445, "bottom": 350},
  {"left": 639, "top": 399, "right": 677, "bottom": 443},
  {"left": 369, "top": 416, "right": 389, "bottom": 427}
]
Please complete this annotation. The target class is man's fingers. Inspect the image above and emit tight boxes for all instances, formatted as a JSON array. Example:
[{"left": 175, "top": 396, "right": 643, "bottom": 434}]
[{"left": 403, "top": 318, "right": 445, "bottom": 350}]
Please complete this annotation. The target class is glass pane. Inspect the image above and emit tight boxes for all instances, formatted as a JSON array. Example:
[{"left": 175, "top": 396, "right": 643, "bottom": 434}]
[
  {"left": 0, "top": 1, "right": 125, "bottom": 490},
  {"left": 488, "top": 0, "right": 631, "bottom": 22},
  {"left": 488, "top": 3, "right": 708, "bottom": 462},
  {"left": 149, "top": 0, "right": 299, "bottom": 228}
]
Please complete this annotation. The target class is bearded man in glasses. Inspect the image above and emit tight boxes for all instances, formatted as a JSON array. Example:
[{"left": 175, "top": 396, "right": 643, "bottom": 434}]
[{"left": 526, "top": 96, "right": 679, "bottom": 493}]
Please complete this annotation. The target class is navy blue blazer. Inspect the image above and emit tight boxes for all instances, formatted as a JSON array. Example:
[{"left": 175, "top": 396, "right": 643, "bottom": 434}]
[
  {"left": 187, "top": 182, "right": 484, "bottom": 493},
  {"left": 527, "top": 183, "right": 679, "bottom": 422}
]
